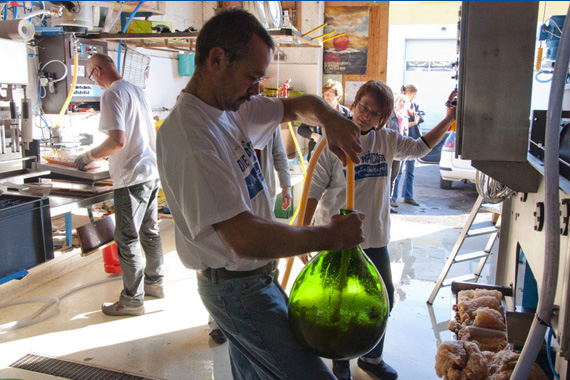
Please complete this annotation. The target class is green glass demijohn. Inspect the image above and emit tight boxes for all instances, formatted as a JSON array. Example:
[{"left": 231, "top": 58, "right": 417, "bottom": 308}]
[{"left": 287, "top": 210, "right": 390, "bottom": 360}]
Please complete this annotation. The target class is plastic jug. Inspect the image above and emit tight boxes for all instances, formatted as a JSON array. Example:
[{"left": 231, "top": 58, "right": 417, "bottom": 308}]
[{"left": 102, "top": 243, "right": 121, "bottom": 273}]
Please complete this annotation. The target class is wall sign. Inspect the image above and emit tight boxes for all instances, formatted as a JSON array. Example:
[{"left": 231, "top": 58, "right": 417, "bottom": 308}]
[{"left": 323, "top": 6, "right": 369, "bottom": 75}]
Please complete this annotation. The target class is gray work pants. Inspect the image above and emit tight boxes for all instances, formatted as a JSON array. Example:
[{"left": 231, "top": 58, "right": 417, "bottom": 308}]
[{"left": 114, "top": 178, "right": 164, "bottom": 307}]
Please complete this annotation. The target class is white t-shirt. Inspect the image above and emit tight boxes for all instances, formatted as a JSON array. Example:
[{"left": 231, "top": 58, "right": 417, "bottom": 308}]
[
  {"left": 308, "top": 128, "right": 430, "bottom": 249},
  {"left": 99, "top": 79, "right": 158, "bottom": 189},
  {"left": 156, "top": 92, "right": 283, "bottom": 271}
]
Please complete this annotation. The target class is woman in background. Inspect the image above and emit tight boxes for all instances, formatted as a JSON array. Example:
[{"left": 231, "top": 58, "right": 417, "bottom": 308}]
[
  {"left": 391, "top": 84, "right": 424, "bottom": 207},
  {"left": 298, "top": 79, "right": 351, "bottom": 161},
  {"left": 387, "top": 93, "right": 410, "bottom": 213}
]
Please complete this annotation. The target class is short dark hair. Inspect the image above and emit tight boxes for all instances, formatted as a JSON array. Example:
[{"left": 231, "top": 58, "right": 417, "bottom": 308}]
[
  {"left": 195, "top": 8, "right": 274, "bottom": 67},
  {"left": 353, "top": 81, "right": 394, "bottom": 128}
]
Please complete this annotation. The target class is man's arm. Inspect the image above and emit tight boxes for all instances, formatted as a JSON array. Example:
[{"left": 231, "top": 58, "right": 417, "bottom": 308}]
[
  {"left": 280, "top": 95, "right": 361, "bottom": 166},
  {"left": 74, "top": 130, "right": 126, "bottom": 171},
  {"left": 303, "top": 198, "right": 318, "bottom": 227},
  {"left": 421, "top": 91, "right": 457, "bottom": 148},
  {"left": 213, "top": 210, "right": 364, "bottom": 259},
  {"left": 271, "top": 129, "right": 292, "bottom": 210},
  {"left": 91, "top": 130, "right": 127, "bottom": 158}
]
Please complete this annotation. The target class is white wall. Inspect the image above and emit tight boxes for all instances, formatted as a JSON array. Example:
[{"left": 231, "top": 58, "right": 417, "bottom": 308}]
[{"left": 267, "top": 46, "right": 321, "bottom": 95}]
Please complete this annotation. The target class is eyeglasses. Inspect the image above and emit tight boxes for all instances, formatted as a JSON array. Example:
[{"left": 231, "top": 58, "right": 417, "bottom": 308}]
[
  {"left": 357, "top": 102, "right": 381, "bottom": 120},
  {"left": 248, "top": 74, "right": 267, "bottom": 86},
  {"left": 88, "top": 67, "right": 95, "bottom": 81}
]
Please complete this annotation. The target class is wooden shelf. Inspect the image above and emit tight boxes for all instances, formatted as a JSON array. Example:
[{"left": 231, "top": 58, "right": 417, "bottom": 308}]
[
  {"left": 83, "top": 28, "right": 320, "bottom": 53},
  {"left": 109, "top": 1, "right": 166, "bottom": 15}
]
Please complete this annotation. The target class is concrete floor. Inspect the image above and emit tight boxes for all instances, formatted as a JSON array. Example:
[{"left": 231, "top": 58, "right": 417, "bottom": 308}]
[{"left": 0, "top": 164, "right": 497, "bottom": 379}]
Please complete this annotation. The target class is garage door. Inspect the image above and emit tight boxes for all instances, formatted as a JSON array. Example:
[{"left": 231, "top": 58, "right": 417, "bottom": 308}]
[{"left": 404, "top": 39, "right": 457, "bottom": 131}]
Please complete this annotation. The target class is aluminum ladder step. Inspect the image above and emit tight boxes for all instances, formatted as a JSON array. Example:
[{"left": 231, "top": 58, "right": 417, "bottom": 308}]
[
  {"left": 427, "top": 195, "right": 500, "bottom": 305},
  {"left": 442, "top": 274, "right": 479, "bottom": 287},
  {"left": 466, "top": 226, "right": 498, "bottom": 237},
  {"left": 454, "top": 250, "right": 489, "bottom": 263}
]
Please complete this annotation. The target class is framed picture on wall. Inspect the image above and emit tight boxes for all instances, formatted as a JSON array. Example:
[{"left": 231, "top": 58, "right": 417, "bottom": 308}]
[{"left": 323, "top": 6, "right": 369, "bottom": 75}]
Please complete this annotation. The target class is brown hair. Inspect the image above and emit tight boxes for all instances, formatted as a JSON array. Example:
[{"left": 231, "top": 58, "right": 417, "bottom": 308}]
[
  {"left": 195, "top": 8, "right": 274, "bottom": 68},
  {"left": 322, "top": 79, "right": 343, "bottom": 99},
  {"left": 402, "top": 84, "right": 418, "bottom": 94},
  {"left": 353, "top": 80, "right": 394, "bottom": 129}
]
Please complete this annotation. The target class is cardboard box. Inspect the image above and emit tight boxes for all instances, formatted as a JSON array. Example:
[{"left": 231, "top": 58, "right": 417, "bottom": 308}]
[{"left": 126, "top": 20, "right": 152, "bottom": 34}]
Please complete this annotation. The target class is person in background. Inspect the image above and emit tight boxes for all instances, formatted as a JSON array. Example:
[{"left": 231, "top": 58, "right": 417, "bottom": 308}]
[
  {"left": 75, "top": 53, "right": 164, "bottom": 316},
  {"left": 391, "top": 84, "right": 424, "bottom": 207},
  {"left": 298, "top": 79, "right": 351, "bottom": 161},
  {"left": 257, "top": 127, "right": 292, "bottom": 210},
  {"left": 156, "top": 9, "right": 364, "bottom": 379},
  {"left": 208, "top": 127, "right": 291, "bottom": 345},
  {"left": 387, "top": 94, "right": 411, "bottom": 213},
  {"left": 303, "top": 80, "right": 457, "bottom": 380}
]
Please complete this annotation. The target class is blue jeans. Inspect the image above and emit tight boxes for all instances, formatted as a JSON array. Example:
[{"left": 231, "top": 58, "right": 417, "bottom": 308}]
[
  {"left": 197, "top": 267, "right": 335, "bottom": 380},
  {"left": 391, "top": 159, "right": 415, "bottom": 201},
  {"left": 114, "top": 179, "right": 164, "bottom": 308}
]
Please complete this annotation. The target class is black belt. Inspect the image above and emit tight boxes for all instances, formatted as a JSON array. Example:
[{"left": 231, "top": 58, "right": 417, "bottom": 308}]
[{"left": 199, "top": 261, "right": 277, "bottom": 280}]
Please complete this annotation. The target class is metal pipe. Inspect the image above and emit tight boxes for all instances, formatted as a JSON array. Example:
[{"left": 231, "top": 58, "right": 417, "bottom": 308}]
[{"left": 511, "top": 4, "right": 570, "bottom": 379}]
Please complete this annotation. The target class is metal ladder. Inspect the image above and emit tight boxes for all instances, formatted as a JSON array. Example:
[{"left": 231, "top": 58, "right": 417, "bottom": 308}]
[{"left": 426, "top": 195, "right": 500, "bottom": 305}]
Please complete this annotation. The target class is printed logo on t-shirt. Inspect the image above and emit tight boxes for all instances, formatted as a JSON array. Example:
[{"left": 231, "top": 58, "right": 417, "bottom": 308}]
[
  {"left": 343, "top": 151, "right": 387, "bottom": 180},
  {"left": 236, "top": 139, "right": 265, "bottom": 199}
]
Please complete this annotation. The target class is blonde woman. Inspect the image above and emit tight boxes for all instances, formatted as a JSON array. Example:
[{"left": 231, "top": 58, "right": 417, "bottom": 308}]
[{"left": 298, "top": 79, "right": 351, "bottom": 161}]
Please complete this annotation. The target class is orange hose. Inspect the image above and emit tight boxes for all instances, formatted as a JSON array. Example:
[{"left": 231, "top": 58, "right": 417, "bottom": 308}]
[
  {"left": 280, "top": 137, "right": 327, "bottom": 289},
  {"left": 346, "top": 159, "right": 355, "bottom": 210}
]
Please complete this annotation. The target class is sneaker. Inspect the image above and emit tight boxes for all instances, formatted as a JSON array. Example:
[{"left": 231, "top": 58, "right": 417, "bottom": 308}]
[
  {"left": 101, "top": 301, "right": 144, "bottom": 316},
  {"left": 144, "top": 282, "right": 165, "bottom": 298},
  {"left": 390, "top": 207, "right": 398, "bottom": 214},
  {"left": 357, "top": 358, "right": 398, "bottom": 380},
  {"left": 332, "top": 359, "right": 352, "bottom": 380},
  {"left": 403, "top": 198, "right": 420, "bottom": 206},
  {"left": 390, "top": 199, "right": 398, "bottom": 208},
  {"left": 209, "top": 328, "right": 227, "bottom": 344}
]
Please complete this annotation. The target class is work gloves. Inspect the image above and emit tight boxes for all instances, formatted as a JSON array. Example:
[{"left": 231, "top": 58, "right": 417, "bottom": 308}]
[{"left": 74, "top": 150, "right": 95, "bottom": 171}]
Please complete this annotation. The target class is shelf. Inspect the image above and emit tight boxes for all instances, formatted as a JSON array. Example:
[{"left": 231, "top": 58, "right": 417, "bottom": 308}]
[
  {"left": 109, "top": 1, "right": 166, "bottom": 16},
  {"left": 83, "top": 28, "right": 321, "bottom": 53}
]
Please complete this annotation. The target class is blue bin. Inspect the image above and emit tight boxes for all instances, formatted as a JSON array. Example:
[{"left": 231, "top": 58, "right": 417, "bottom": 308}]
[{"left": 178, "top": 53, "right": 195, "bottom": 76}]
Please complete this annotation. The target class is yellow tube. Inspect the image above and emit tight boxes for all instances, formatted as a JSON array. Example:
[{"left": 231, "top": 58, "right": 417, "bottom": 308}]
[
  {"left": 311, "top": 29, "right": 336, "bottom": 41},
  {"left": 56, "top": 53, "right": 78, "bottom": 128},
  {"left": 536, "top": 46, "right": 544, "bottom": 71},
  {"left": 346, "top": 159, "right": 355, "bottom": 210},
  {"left": 322, "top": 32, "right": 346, "bottom": 44},
  {"left": 302, "top": 22, "right": 327, "bottom": 37},
  {"left": 281, "top": 137, "right": 327, "bottom": 289},
  {"left": 287, "top": 122, "right": 306, "bottom": 226}
]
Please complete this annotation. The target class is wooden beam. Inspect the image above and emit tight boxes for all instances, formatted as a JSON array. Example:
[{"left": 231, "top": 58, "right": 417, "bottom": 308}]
[{"left": 325, "top": 1, "right": 374, "bottom": 7}]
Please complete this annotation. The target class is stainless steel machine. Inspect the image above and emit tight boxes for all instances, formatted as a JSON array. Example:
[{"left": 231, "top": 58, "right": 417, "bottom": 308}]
[
  {"left": 37, "top": 35, "right": 107, "bottom": 114},
  {"left": 456, "top": 2, "right": 570, "bottom": 378}
]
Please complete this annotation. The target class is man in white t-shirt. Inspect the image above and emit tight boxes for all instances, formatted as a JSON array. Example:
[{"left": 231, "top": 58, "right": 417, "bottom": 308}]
[
  {"left": 75, "top": 53, "right": 164, "bottom": 317},
  {"left": 157, "top": 9, "right": 365, "bottom": 380}
]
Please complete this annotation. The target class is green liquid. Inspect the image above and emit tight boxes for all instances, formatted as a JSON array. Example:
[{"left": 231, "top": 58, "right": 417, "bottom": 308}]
[{"left": 288, "top": 241, "right": 389, "bottom": 359}]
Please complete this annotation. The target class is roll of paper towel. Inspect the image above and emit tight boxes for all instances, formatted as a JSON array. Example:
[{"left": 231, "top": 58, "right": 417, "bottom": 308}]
[{"left": 0, "top": 19, "right": 35, "bottom": 42}]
